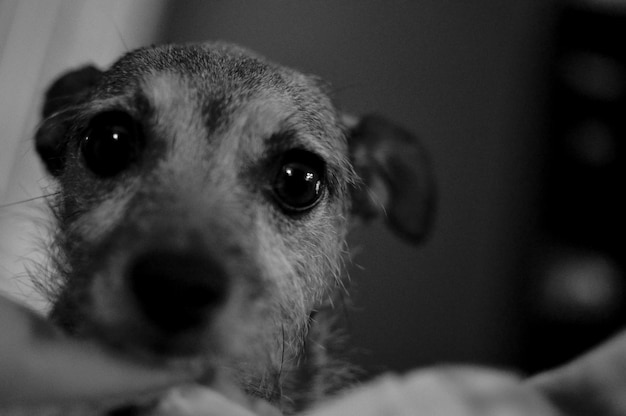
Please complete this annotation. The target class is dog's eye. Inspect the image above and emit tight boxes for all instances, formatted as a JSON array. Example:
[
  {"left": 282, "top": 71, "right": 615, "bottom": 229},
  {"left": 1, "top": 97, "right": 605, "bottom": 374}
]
[
  {"left": 273, "top": 150, "right": 325, "bottom": 213},
  {"left": 80, "top": 111, "right": 143, "bottom": 177}
]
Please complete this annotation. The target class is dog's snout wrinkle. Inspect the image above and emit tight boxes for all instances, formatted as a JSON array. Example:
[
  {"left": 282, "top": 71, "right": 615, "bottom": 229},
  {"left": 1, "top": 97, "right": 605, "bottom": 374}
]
[{"left": 128, "top": 250, "right": 228, "bottom": 333}]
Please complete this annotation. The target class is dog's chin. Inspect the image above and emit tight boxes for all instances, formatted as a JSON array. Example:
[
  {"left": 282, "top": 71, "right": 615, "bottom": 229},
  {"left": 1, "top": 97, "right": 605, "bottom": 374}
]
[{"left": 85, "top": 316, "right": 222, "bottom": 366}]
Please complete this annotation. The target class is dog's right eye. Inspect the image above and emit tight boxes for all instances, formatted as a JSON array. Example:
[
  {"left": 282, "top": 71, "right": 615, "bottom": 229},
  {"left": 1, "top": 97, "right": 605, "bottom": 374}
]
[{"left": 80, "top": 111, "right": 143, "bottom": 177}]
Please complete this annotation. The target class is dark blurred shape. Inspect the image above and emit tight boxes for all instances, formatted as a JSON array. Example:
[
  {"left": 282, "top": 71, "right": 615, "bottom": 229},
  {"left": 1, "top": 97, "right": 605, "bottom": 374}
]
[{"left": 522, "top": 1, "right": 626, "bottom": 373}]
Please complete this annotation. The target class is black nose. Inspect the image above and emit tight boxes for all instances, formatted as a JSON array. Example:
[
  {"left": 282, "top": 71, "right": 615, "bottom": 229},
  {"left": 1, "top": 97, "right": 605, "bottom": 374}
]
[{"left": 128, "top": 250, "right": 228, "bottom": 332}]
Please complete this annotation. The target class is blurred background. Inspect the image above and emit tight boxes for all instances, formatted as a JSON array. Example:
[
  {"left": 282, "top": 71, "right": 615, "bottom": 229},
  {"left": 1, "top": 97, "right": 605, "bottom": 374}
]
[{"left": 1, "top": 0, "right": 624, "bottom": 379}]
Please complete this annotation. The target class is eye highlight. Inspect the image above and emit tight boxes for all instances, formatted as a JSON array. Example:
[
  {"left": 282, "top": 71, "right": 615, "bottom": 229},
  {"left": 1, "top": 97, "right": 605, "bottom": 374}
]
[
  {"left": 80, "top": 111, "right": 143, "bottom": 177},
  {"left": 273, "top": 150, "right": 326, "bottom": 213}
]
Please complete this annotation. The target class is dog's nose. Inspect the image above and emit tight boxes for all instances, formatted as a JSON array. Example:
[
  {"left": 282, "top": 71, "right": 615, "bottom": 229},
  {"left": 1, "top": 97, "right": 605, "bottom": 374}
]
[{"left": 128, "top": 250, "right": 228, "bottom": 332}]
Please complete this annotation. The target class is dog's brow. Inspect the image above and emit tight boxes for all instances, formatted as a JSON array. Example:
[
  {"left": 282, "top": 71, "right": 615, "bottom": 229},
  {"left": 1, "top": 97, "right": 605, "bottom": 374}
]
[
  {"left": 264, "top": 127, "right": 336, "bottom": 166},
  {"left": 271, "top": 113, "right": 337, "bottom": 154},
  {"left": 72, "top": 94, "right": 142, "bottom": 121}
]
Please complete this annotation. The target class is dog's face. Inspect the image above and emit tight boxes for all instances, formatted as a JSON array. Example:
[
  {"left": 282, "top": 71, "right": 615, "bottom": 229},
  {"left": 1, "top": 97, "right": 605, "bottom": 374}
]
[{"left": 35, "top": 42, "right": 434, "bottom": 406}]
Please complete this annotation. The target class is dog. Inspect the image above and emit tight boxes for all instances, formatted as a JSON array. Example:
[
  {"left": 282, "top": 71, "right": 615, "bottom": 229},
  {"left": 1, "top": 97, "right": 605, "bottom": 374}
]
[{"left": 33, "top": 41, "right": 435, "bottom": 415}]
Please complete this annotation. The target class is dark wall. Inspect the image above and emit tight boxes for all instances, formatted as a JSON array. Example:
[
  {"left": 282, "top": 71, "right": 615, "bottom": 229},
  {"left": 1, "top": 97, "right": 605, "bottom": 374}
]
[{"left": 159, "top": 1, "right": 554, "bottom": 376}]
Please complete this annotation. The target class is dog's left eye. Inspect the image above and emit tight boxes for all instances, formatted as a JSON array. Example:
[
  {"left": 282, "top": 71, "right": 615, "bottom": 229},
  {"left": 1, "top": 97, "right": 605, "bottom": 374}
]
[
  {"left": 80, "top": 111, "right": 143, "bottom": 177},
  {"left": 273, "top": 150, "right": 325, "bottom": 213}
]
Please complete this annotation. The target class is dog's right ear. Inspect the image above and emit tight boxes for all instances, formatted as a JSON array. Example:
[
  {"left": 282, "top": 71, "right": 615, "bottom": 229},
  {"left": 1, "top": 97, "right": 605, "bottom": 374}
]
[{"left": 35, "top": 65, "right": 102, "bottom": 176}]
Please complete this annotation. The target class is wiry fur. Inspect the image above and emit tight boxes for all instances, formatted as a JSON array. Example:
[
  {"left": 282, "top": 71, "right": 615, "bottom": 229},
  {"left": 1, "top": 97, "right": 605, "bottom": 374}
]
[{"left": 34, "top": 42, "right": 433, "bottom": 415}]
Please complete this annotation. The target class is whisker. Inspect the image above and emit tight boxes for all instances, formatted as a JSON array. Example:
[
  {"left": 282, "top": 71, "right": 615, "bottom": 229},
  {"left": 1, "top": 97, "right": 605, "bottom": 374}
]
[
  {"left": 280, "top": 323, "right": 286, "bottom": 378},
  {"left": 327, "top": 82, "right": 362, "bottom": 96},
  {"left": 0, "top": 192, "right": 60, "bottom": 209},
  {"left": 111, "top": 15, "right": 129, "bottom": 52}
]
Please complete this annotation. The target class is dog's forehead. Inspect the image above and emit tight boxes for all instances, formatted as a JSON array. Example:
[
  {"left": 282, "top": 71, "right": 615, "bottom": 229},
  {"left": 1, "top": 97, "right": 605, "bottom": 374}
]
[
  {"left": 100, "top": 44, "right": 335, "bottom": 124},
  {"left": 86, "top": 43, "right": 348, "bottom": 161},
  {"left": 102, "top": 43, "right": 285, "bottom": 91}
]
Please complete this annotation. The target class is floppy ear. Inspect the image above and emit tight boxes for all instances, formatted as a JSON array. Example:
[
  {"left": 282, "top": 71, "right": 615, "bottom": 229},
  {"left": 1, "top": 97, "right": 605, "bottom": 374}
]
[
  {"left": 346, "top": 114, "right": 435, "bottom": 244},
  {"left": 35, "top": 65, "right": 103, "bottom": 176}
]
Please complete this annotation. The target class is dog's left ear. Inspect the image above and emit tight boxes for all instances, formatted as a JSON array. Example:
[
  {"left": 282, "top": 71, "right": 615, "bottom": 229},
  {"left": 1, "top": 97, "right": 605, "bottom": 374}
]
[
  {"left": 35, "top": 65, "right": 103, "bottom": 176},
  {"left": 346, "top": 114, "right": 435, "bottom": 244}
]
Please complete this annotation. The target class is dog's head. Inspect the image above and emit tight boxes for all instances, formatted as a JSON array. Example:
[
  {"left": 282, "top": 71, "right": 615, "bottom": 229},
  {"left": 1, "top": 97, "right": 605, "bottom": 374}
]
[{"left": 35, "top": 42, "right": 434, "bottom": 404}]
